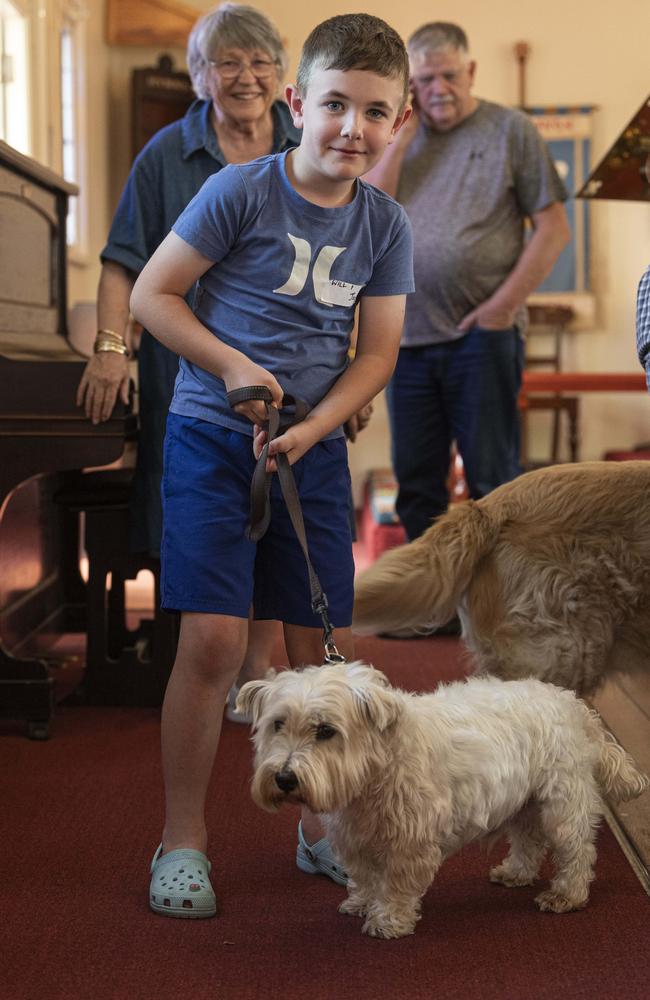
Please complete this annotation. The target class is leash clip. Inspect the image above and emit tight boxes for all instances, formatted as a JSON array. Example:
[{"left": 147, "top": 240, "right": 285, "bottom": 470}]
[{"left": 323, "top": 639, "right": 346, "bottom": 665}]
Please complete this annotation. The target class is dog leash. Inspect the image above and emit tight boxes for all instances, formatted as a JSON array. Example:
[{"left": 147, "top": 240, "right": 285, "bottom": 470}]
[{"left": 227, "top": 385, "right": 346, "bottom": 665}]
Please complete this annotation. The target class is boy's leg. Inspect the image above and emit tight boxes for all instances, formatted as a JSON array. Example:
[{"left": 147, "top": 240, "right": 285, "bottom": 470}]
[
  {"left": 284, "top": 624, "right": 355, "bottom": 849},
  {"left": 226, "top": 617, "right": 283, "bottom": 724},
  {"left": 161, "top": 611, "right": 249, "bottom": 854},
  {"left": 254, "top": 438, "right": 355, "bottom": 881},
  {"left": 283, "top": 623, "right": 354, "bottom": 669},
  {"left": 236, "top": 618, "right": 283, "bottom": 687}
]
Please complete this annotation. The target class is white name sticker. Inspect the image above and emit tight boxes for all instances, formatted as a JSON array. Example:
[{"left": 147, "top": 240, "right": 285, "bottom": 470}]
[{"left": 319, "top": 279, "right": 365, "bottom": 307}]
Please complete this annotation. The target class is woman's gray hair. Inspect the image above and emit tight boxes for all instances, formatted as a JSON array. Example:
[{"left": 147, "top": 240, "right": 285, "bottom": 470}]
[{"left": 187, "top": 3, "right": 288, "bottom": 100}]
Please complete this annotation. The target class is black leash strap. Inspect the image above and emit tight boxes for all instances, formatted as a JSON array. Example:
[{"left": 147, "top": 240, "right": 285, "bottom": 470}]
[{"left": 227, "top": 385, "right": 346, "bottom": 664}]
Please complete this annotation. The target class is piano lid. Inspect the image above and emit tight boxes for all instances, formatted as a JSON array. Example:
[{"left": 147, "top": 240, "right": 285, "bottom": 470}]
[
  {"left": 0, "top": 141, "right": 79, "bottom": 357},
  {"left": 0, "top": 139, "right": 78, "bottom": 197},
  {"left": 576, "top": 94, "right": 650, "bottom": 201}
]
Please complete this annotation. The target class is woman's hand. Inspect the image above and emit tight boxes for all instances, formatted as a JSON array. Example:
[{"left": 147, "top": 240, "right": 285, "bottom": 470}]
[{"left": 76, "top": 352, "right": 131, "bottom": 424}]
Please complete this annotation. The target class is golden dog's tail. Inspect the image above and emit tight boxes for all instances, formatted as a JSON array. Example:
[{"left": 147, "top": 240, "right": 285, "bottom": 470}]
[
  {"left": 353, "top": 500, "right": 501, "bottom": 635},
  {"left": 587, "top": 711, "right": 649, "bottom": 802}
]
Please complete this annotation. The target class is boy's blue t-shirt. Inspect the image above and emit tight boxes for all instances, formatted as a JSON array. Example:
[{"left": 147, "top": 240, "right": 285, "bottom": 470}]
[{"left": 170, "top": 150, "right": 414, "bottom": 437}]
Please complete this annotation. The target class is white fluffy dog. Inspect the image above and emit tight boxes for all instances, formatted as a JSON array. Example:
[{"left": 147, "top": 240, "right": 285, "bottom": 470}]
[{"left": 237, "top": 662, "right": 648, "bottom": 938}]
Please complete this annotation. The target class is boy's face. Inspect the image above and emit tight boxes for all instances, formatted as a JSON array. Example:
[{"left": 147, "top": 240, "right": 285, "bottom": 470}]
[{"left": 286, "top": 68, "right": 410, "bottom": 191}]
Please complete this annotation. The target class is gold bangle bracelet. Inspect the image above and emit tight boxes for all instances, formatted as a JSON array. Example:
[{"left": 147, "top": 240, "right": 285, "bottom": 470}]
[
  {"left": 97, "top": 327, "right": 126, "bottom": 343},
  {"left": 95, "top": 334, "right": 126, "bottom": 348},
  {"left": 94, "top": 341, "right": 129, "bottom": 356}
]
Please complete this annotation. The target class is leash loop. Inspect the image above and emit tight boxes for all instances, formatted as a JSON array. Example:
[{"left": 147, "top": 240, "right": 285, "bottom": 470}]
[{"left": 227, "top": 384, "right": 347, "bottom": 665}]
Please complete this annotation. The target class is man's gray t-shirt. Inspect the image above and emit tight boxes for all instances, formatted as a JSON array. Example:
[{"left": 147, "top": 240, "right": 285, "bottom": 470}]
[{"left": 397, "top": 99, "right": 568, "bottom": 345}]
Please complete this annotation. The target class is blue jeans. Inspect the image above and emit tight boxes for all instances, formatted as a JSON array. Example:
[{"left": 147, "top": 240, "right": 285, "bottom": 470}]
[{"left": 386, "top": 327, "right": 524, "bottom": 541}]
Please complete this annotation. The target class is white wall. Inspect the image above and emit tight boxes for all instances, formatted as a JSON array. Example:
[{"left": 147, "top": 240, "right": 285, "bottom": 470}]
[{"left": 71, "top": 0, "right": 650, "bottom": 502}]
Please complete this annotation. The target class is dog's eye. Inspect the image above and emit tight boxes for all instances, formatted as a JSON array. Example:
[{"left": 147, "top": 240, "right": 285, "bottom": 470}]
[
  {"left": 315, "top": 724, "right": 337, "bottom": 741},
  {"left": 273, "top": 719, "right": 284, "bottom": 732}
]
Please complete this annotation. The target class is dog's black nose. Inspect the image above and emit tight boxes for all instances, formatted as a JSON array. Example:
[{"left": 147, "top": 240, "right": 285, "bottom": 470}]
[{"left": 275, "top": 769, "right": 298, "bottom": 792}]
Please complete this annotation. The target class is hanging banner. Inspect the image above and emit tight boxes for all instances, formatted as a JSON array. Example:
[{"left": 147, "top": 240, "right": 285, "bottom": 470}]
[{"left": 527, "top": 106, "right": 595, "bottom": 296}]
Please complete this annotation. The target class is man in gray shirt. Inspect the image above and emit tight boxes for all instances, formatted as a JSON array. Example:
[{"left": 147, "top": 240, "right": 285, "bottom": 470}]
[{"left": 368, "top": 22, "right": 570, "bottom": 542}]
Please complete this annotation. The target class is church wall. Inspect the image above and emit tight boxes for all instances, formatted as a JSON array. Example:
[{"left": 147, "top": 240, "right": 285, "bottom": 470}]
[{"left": 69, "top": 1, "right": 650, "bottom": 501}]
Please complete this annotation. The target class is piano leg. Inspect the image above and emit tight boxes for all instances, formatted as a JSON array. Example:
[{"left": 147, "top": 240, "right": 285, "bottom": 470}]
[
  {"left": 55, "top": 469, "right": 177, "bottom": 707},
  {"left": 0, "top": 651, "right": 54, "bottom": 739}
]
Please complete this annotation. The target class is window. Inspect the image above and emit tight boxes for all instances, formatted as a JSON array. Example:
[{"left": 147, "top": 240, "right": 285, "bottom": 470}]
[
  {"left": 59, "top": 1, "right": 88, "bottom": 256},
  {"left": 0, "top": 0, "right": 29, "bottom": 153},
  {"left": 1, "top": 1, "right": 88, "bottom": 254}
]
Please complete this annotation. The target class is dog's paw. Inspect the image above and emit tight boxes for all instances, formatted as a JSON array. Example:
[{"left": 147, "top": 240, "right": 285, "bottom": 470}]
[
  {"left": 339, "top": 896, "right": 366, "bottom": 917},
  {"left": 361, "top": 914, "right": 416, "bottom": 939},
  {"left": 535, "top": 889, "right": 587, "bottom": 913},
  {"left": 489, "top": 864, "right": 535, "bottom": 888}
]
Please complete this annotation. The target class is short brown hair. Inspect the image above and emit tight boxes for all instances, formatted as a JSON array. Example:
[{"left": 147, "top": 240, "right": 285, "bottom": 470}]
[{"left": 297, "top": 14, "right": 409, "bottom": 108}]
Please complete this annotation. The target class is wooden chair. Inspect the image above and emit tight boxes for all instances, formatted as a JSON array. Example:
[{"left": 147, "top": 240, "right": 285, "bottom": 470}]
[{"left": 520, "top": 304, "right": 579, "bottom": 468}]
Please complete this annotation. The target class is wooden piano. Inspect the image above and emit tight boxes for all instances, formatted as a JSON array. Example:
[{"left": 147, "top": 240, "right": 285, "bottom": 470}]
[{"left": 0, "top": 140, "right": 137, "bottom": 737}]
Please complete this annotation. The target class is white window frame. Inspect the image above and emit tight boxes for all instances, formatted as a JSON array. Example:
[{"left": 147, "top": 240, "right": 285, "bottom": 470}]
[
  {"left": 0, "top": 0, "right": 31, "bottom": 154},
  {"left": 59, "top": 0, "right": 88, "bottom": 260},
  {"left": 18, "top": 0, "right": 88, "bottom": 259}
]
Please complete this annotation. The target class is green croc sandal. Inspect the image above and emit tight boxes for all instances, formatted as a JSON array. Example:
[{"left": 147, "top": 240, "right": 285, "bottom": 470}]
[{"left": 149, "top": 845, "right": 217, "bottom": 918}]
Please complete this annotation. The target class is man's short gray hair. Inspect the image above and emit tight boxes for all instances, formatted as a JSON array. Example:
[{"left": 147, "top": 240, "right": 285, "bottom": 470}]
[
  {"left": 407, "top": 22, "right": 469, "bottom": 59},
  {"left": 187, "top": 3, "right": 288, "bottom": 100}
]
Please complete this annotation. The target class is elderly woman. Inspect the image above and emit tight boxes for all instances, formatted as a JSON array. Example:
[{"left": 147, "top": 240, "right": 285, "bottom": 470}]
[
  {"left": 76, "top": 4, "right": 299, "bottom": 716},
  {"left": 78, "top": 3, "right": 298, "bottom": 550}
]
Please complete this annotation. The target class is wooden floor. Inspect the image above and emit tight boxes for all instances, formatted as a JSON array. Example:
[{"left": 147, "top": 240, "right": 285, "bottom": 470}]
[{"left": 591, "top": 672, "right": 650, "bottom": 894}]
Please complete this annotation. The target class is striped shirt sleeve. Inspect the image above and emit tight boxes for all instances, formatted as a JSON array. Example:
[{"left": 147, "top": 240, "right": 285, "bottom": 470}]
[{"left": 636, "top": 265, "right": 650, "bottom": 392}]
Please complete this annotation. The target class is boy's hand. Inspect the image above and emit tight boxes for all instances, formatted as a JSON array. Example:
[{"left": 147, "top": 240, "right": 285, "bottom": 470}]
[
  {"left": 263, "top": 422, "right": 320, "bottom": 470},
  {"left": 223, "top": 360, "right": 284, "bottom": 424}
]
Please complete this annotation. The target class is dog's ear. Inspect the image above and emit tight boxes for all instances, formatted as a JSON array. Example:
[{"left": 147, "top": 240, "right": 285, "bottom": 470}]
[
  {"left": 352, "top": 683, "right": 401, "bottom": 732},
  {"left": 236, "top": 678, "right": 273, "bottom": 726}
]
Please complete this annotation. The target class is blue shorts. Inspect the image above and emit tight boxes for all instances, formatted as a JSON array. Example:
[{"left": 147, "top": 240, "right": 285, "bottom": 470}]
[{"left": 161, "top": 413, "right": 355, "bottom": 628}]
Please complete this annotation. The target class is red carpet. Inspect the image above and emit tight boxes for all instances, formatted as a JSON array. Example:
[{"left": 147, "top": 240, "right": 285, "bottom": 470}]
[{"left": 1, "top": 635, "right": 647, "bottom": 1000}]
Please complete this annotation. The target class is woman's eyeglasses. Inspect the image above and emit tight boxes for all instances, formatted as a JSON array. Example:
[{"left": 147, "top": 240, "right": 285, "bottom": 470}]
[{"left": 208, "top": 58, "right": 276, "bottom": 80}]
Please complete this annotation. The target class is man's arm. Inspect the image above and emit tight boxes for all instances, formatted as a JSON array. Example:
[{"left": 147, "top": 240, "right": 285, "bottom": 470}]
[
  {"left": 76, "top": 260, "right": 134, "bottom": 424},
  {"left": 458, "top": 201, "right": 571, "bottom": 331},
  {"left": 363, "top": 108, "right": 419, "bottom": 197},
  {"left": 268, "top": 294, "right": 405, "bottom": 466}
]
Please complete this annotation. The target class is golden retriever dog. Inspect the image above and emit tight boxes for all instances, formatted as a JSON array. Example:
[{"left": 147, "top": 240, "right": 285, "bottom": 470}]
[{"left": 353, "top": 461, "right": 650, "bottom": 695}]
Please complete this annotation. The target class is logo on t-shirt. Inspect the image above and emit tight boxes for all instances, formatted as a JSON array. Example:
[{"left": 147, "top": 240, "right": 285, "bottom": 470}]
[{"left": 273, "top": 233, "right": 364, "bottom": 307}]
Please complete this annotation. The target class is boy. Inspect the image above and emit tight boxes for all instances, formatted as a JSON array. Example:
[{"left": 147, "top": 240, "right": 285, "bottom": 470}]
[{"left": 130, "top": 13, "right": 413, "bottom": 919}]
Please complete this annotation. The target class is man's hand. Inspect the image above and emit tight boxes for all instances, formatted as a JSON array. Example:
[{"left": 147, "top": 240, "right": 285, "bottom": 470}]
[
  {"left": 457, "top": 300, "right": 517, "bottom": 333},
  {"left": 76, "top": 352, "right": 131, "bottom": 424},
  {"left": 344, "top": 401, "right": 374, "bottom": 442}
]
